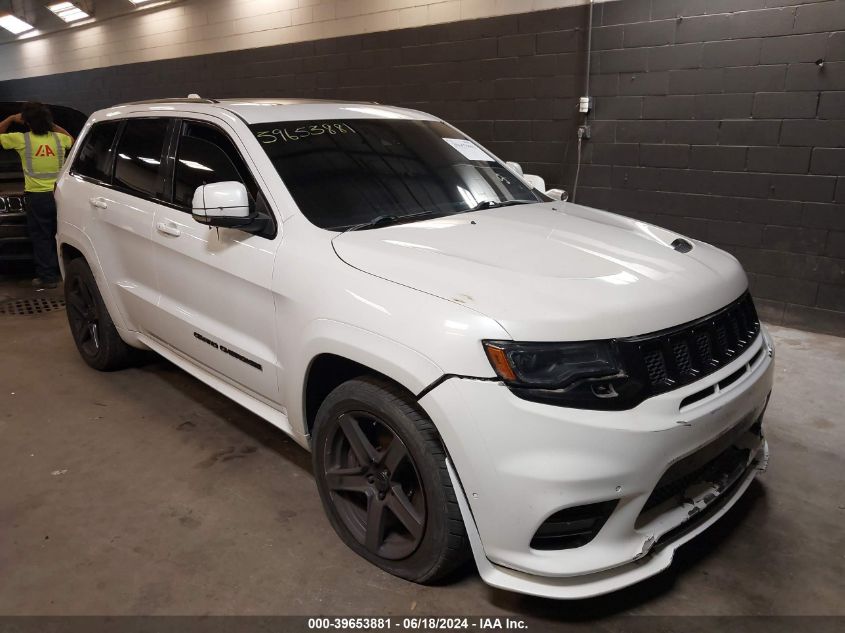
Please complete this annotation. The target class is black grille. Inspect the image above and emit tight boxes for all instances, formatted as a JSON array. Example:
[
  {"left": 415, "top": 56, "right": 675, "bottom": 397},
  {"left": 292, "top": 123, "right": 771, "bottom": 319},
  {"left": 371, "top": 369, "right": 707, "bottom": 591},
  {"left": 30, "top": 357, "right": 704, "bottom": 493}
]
[
  {"left": 673, "top": 340, "right": 693, "bottom": 375},
  {"left": 694, "top": 331, "right": 713, "bottom": 365},
  {"left": 0, "top": 195, "right": 25, "bottom": 214},
  {"left": 643, "top": 349, "right": 667, "bottom": 384},
  {"left": 618, "top": 293, "right": 760, "bottom": 396},
  {"left": 638, "top": 408, "right": 766, "bottom": 520},
  {"left": 642, "top": 446, "right": 749, "bottom": 514},
  {"left": 504, "top": 292, "right": 762, "bottom": 411}
]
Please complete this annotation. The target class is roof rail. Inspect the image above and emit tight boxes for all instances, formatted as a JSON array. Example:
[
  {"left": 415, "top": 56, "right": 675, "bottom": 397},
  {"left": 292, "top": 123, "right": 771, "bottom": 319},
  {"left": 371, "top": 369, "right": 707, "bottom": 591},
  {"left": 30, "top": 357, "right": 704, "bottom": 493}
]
[
  {"left": 215, "top": 98, "right": 380, "bottom": 105},
  {"left": 116, "top": 97, "right": 219, "bottom": 106}
]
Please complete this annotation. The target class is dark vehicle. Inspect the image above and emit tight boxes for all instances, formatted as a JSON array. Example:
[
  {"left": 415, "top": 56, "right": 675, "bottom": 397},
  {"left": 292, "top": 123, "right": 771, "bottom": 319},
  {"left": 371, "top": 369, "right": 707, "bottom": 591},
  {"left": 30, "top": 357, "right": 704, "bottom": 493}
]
[{"left": 0, "top": 102, "right": 87, "bottom": 268}]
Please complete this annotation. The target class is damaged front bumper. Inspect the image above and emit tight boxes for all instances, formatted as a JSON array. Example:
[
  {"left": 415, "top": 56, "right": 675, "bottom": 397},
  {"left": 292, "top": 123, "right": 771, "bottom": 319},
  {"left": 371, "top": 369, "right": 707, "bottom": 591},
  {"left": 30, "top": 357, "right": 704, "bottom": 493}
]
[
  {"left": 447, "top": 438, "right": 768, "bottom": 600},
  {"left": 422, "top": 328, "right": 775, "bottom": 599}
]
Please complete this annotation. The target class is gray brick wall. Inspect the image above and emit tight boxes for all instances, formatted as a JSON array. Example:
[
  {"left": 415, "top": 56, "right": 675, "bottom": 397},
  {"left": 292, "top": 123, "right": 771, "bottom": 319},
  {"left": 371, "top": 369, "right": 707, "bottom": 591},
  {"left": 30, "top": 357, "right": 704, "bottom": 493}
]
[
  {"left": 0, "top": 0, "right": 842, "bottom": 335},
  {"left": 0, "top": 9, "right": 588, "bottom": 194},
  {"left": 578, "top": 0, "right": 845, "bottom": 336}
]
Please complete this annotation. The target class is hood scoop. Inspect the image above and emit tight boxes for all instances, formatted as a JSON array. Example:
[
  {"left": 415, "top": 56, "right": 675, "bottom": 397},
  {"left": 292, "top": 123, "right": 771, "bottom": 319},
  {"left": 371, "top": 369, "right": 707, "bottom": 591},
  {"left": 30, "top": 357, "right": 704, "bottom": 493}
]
[{"left": 672, "top": 238, "right": 693, "bottom": 254}]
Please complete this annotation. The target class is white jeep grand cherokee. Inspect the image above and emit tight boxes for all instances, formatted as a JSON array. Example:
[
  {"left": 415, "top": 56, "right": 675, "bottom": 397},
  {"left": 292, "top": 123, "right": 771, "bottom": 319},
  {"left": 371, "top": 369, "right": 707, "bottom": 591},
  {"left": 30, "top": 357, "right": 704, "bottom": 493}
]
[{"left": 55, "top": 98, "right": 774, "bottom": 599}]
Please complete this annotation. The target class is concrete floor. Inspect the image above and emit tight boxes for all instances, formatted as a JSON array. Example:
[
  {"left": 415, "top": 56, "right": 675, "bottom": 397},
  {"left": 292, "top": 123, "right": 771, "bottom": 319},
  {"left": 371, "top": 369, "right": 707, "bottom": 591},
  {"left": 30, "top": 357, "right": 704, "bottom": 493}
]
[{"left": 1, "top": 276, "right": 843, "bottom": 619}]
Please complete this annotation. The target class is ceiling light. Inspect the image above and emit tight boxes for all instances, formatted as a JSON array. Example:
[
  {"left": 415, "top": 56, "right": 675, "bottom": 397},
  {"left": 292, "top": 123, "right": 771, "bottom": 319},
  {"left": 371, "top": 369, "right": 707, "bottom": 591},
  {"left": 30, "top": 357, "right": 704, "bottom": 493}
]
[
  {"left": 128, "top": 1, "right": 174, "bottom": 10},
  {"left": 0, "top": 13, "right": 35, "bottom": 34},
  {"left": 47, "top": 2, "right": 91, "bottom": 23}
]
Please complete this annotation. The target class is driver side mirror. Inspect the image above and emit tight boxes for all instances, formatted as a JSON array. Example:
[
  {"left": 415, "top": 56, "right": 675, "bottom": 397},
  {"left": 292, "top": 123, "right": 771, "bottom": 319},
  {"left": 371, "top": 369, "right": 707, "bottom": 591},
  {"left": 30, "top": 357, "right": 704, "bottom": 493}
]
[
  {"left": 506, "top": 161, "right": 568, "bottom": 201},
  {"left": 505, "top": 161, "right": 524, "bottom": 176},
  {"left": 507, "top": 161, "right": 546, "bottom": 191},
  {"left": 522, "top": 173, "right": 546, "bottom": 192},
  {"left": 192, "top": 181, "right": 254, "bottom": 228}
]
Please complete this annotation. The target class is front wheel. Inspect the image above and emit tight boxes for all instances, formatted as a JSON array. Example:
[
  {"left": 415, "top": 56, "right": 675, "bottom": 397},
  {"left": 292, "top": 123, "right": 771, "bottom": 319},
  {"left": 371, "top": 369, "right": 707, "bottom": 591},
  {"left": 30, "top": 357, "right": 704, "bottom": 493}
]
[
  {"left": 64, "top": 258, "right": 134, "bottom": 371},
  {"left": 312, "top": 376, "right": 470, "bottom": 583}
]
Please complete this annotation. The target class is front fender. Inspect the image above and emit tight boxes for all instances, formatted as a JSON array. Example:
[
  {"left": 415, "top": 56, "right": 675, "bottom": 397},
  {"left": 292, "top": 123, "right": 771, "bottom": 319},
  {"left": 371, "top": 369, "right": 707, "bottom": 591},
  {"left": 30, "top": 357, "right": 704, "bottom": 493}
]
[{"left": 290, "top": 318, "right": 445, "bottom": 436}]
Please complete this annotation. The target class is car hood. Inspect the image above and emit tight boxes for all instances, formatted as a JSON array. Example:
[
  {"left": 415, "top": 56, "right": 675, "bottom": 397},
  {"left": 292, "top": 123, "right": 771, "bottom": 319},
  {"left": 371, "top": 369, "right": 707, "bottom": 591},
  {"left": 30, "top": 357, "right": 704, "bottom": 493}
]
[{"left": 332, "top": 202, "right": 748, "bottom": 341}]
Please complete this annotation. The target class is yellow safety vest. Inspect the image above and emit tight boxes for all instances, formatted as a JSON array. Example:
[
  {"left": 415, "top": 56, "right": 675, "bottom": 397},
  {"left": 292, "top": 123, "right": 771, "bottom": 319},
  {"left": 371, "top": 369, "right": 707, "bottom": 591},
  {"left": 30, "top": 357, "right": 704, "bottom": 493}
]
[{"left": 0, "top": 131, "right": 71, "bottom": 193}]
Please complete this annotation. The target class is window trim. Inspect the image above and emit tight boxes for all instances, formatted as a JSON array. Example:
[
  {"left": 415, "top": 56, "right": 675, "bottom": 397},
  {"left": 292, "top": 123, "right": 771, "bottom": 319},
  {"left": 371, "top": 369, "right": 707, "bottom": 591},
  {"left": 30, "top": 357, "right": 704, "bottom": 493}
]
[
  {"left": 163, "top": 117, "right": 277, "bottom": 239},
  {"left": 68, "top": 114, "right": 278, "bottom": 240},
  {"left": 168, "top": 119, "right": 259, "bottom": 212},
  {"left": 72, "top": 117, "right": 182, "bottom": 212},
  {"left": 109, "top": 117, "right": 174, "bottom": 206},
  {"left": 68, "top": 119, "right": 122, "bottom": 187}
]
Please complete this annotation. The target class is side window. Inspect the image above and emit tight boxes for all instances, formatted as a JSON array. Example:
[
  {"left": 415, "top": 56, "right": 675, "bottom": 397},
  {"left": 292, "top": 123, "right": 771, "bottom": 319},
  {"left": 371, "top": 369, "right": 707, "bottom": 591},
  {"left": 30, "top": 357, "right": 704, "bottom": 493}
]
[
  {"left": 172, "top": 122, "right": 258, "bottom": 210},
  {"left": 113, "top": 118, "right": 169, "bottom": 199},
  {"left": 70, "top": 121, "right": 120, "bottom": 183}
]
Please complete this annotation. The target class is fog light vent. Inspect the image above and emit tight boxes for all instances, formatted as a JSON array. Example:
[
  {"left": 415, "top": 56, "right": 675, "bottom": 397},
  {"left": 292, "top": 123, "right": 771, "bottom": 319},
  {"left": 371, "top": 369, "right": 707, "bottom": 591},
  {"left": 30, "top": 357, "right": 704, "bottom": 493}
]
[{"left": 530, "top": 500, "right": 618, "bottom": 550}]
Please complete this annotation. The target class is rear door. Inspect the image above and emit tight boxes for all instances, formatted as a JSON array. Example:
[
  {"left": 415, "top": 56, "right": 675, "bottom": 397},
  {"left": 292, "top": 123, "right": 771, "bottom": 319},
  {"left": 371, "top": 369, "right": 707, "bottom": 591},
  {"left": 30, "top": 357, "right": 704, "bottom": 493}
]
[
  {"left": 63, "top": 117, "right": 166, "bottom": 332},
  {"left": 148, "top": 115, "right": 281, "bottom": 403}
]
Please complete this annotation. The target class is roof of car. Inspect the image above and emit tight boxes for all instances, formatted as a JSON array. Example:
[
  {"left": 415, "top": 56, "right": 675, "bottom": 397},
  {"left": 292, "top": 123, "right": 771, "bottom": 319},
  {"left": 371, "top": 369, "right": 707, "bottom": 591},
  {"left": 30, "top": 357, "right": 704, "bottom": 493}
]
[{"left": 100, "top": 97, "right": 438, "bottom": 125}]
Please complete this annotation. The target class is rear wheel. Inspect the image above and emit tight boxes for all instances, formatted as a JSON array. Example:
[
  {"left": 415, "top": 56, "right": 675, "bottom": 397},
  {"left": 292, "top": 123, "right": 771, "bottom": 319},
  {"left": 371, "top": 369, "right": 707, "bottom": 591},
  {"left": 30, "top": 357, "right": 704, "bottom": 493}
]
[
  {"left": 312, "top": 376, "right": 470, "bottom": 583},
  {"left": 64, "top": 258, "right": 134, "bottom": 371}
]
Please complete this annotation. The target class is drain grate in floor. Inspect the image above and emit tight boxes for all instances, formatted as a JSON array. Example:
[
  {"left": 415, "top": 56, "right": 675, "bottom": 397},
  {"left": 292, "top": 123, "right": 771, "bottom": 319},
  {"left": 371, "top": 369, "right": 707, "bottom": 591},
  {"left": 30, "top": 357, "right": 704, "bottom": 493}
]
[{"left": 0, "top": 296, "right": 66, "bottom": 316}]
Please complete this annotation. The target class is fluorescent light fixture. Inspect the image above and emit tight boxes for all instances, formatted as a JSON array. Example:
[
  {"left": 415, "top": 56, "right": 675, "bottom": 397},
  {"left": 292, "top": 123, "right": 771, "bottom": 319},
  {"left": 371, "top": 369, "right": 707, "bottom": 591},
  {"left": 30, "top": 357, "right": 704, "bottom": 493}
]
[
  {"left": 0, "top": 13, "right": 35, "bottom": 35},
  {"left": 129, "top": 1, "right": 174, "bottom": 10},
  {"left": 47, "top": 2, "right": 90, "bottom": 23}
]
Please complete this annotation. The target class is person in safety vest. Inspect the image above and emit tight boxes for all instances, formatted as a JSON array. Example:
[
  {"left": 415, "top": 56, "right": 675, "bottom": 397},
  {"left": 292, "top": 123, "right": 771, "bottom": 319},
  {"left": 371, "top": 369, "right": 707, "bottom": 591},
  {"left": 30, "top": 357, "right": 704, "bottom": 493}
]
[{"left": 0, "top": 102, "right": 74, "bottom": 289}]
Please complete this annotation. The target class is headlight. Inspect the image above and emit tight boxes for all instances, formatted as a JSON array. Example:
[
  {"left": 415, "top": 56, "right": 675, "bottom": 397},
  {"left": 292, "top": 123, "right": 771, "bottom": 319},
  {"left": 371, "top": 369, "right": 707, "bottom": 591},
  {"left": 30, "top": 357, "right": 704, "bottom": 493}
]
[
  {"left": 482, "top": 340, "right": 646, "bottom": 410},
  {"left": 483, "top": 340, "right": 619, "bottom": 388},
  {"left": 481, "top": 294, "right": 762, "bottom": 411}
]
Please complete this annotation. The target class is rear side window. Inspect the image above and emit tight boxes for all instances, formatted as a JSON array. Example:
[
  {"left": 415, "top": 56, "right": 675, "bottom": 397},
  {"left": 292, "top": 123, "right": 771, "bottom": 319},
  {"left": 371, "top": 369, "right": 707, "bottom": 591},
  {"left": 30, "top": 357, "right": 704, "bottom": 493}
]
[
  {"left": 172, "top": 122, "right": 257, "bottom": 209},
  {"left": 71, "top": 121, "right": 120, "bottom": 183},
  {"left": 113, "top": 118, "right": 169, "bottom": 199}
]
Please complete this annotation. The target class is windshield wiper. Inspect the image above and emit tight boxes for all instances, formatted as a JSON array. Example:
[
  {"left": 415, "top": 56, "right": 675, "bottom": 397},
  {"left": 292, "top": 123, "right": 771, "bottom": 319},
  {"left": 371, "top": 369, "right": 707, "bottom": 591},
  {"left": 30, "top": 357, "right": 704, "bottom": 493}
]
[
  {"left": 345, "top": 214, "right": 401, "bottom": 232},
  {"left": 341, "top": 209, "right": 446, "bottom": 233},
  {"left": 465, "top": 199, "right": 537, "bottom": 212},
  {"left": 338, "top": 200, "right": 536, "bottom": 233}
]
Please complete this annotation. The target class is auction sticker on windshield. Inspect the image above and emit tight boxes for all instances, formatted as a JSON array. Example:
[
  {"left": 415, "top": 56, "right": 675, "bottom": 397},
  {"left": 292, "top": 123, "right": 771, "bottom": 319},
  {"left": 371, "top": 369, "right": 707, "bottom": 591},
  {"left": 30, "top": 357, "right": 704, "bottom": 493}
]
[{"left": 442, "top": 137, "right": 495, "bottom": 162}]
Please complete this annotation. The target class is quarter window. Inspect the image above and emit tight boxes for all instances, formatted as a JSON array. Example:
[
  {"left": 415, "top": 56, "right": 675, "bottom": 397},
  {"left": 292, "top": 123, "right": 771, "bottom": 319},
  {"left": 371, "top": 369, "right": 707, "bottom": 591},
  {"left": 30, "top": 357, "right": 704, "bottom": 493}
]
[
  {"left": 113, "top": 118, "right": 168, "bottom": 199},
  {"left": 70, "top": 121, "right": 120, "bottom": 183},
  {"left": 172, "top": 122, "right": 257, "bottom": 210}
]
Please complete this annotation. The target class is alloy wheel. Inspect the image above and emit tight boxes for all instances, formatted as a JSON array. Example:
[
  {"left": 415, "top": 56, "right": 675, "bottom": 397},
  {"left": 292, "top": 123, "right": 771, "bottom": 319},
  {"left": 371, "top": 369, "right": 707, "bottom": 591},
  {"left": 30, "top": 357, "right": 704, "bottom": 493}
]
[
  {"left": 322, "top": 411, "right": 426, "bottom": 560},
  {"left": 66, "top": 275, "right": 100, "bottom": 357}
]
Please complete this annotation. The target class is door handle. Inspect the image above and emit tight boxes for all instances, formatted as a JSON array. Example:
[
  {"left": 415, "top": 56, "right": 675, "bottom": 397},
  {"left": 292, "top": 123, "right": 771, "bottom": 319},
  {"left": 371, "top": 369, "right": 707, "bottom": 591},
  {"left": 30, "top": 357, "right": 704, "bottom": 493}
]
[
  {"left": 156, "top": 221, "right": 181, "bottom": 237},
  {"left": 89, "top": 197, "right": 108, "bottom": 209}
]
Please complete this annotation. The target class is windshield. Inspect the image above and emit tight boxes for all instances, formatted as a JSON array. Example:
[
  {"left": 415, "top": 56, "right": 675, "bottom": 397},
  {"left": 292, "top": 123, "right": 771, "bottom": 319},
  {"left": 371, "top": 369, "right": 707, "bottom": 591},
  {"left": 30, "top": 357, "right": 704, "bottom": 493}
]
[{"left": 249, "top": 119, "right": 546, "bottom": 230}]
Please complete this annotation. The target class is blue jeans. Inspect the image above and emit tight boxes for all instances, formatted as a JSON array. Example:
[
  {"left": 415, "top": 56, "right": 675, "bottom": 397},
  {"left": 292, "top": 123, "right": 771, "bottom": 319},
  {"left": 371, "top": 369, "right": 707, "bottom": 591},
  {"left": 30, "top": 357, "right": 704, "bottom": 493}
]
[{"left": 25, "top": 192, "right": 61, "bottom": 282}]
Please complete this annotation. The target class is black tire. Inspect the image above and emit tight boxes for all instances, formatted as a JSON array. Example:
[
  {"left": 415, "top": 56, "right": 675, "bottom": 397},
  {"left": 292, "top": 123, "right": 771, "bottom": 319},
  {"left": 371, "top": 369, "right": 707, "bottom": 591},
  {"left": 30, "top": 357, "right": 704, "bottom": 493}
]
[
  {"left": 312, "top": 376, "right": 470, "bottom": 583},
  {"left": 64, "top": 258, "right": 134, "bottom": 371}
]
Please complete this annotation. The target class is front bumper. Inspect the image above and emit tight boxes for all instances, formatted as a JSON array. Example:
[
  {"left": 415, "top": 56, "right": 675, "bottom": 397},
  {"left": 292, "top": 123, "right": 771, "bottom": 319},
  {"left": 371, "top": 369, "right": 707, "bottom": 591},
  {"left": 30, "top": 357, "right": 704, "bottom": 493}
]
[{"left": 420, "top": 327, "right": 775, "bottom": 599}]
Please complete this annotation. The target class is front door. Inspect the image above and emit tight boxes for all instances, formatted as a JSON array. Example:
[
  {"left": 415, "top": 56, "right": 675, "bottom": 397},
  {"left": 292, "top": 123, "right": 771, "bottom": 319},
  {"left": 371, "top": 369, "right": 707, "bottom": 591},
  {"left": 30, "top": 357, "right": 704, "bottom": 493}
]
[{"left": 147, "top": 117, "right": 281, "bottom": 404}]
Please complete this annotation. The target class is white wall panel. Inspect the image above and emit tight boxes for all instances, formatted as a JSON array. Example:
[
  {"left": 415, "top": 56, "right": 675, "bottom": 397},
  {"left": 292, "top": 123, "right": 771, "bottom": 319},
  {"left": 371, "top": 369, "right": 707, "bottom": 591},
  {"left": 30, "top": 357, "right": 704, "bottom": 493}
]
[{"left": 0, "top": 0, "right": 589, "bottom": 81}]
